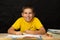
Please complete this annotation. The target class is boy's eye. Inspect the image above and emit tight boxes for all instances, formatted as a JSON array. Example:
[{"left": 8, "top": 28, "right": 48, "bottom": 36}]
[
  {"left": 24, "top": 12, "right": 33, "bottom": 14},
  {"left": 29, "top": 12, "right": 32, "bottom": 14},
  {"left": 24, "top": 12, "right": 27, "bottom": 14}
]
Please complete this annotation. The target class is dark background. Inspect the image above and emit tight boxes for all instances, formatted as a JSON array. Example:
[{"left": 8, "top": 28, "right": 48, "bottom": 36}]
[{"left": 0, "top": 0, "right": 60, "bottom": 33}]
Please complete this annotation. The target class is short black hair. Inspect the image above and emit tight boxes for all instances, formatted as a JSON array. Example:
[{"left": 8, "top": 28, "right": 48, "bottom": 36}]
[{"left": 21, "top": 5, "right": 35, "bottom": 13}]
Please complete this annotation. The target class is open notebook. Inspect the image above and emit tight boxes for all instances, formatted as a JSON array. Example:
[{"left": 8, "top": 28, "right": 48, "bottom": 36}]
[
  {"left": 7, "top": 33, "right": 41, "bottom": 38},
  {"left": 48, "top": 29, "right": 60, "bottom": 34}
]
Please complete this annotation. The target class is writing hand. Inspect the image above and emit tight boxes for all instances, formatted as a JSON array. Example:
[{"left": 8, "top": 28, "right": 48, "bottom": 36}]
[
  {"left": 25, "top": 30, "right": 34, "bottom": 34},
  {"left": 15, "top": 31, "right": 23, "bottom": 35}
]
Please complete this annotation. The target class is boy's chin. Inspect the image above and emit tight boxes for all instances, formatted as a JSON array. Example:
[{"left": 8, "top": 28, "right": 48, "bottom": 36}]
[{"left": 25, "top": 20, "right": 31, "bottom": 22}]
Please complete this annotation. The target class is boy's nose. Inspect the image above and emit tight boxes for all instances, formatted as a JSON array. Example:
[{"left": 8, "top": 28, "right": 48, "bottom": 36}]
[
  {"left": 27, "top": 15, "right": 30, "bottom": 17},
  {"left": 27, "top": 14, "right": 30, "bottom": 16}
]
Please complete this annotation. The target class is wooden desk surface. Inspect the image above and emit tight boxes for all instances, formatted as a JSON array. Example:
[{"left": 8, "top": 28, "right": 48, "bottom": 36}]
[{"left": 0, "top": 33, "right": 60, "bottom": 40}]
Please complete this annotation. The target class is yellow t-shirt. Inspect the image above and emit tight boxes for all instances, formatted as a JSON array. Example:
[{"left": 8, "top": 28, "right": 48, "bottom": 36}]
[{"left": 12, "top": 17, "right": 43, "bottom": 32}]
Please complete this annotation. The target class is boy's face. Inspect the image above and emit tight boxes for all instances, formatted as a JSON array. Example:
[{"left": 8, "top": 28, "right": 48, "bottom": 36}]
[{"left": 22, "top": 8, "right": 34, "bottom": 22}]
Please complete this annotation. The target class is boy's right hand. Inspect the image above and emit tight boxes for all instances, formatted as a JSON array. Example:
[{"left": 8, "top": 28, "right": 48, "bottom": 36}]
[{"left": 15, "top": 31, "right": 23, "bottom": 35}]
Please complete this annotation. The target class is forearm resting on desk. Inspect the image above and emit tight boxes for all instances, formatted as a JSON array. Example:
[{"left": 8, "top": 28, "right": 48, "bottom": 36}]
[
  {"left": 25, "top": 28, "right": 46, "bottom": 35},
  {"left": 8, "top": 27, "right": 23, "bottom": 35},
  {"left": 25, "top": 30, "right": 45, "bottom": 35}
]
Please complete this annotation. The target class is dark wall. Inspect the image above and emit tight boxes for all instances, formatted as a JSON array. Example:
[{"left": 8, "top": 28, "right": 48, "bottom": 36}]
[{"left": 0, "top": 0, "right": 60, "bottom": 33}]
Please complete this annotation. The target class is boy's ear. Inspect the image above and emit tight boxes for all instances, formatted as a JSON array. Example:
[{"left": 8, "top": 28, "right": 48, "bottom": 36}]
[{"left": 21, "top": 13, "right": 23, "bottom": 17}]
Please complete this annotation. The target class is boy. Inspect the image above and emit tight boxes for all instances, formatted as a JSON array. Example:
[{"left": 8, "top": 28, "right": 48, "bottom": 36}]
[{"left": 8, "top": 6, "right": 46, "bottom": 35}]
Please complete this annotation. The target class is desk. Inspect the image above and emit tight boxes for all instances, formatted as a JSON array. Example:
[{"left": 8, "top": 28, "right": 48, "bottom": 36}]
[
  {"left": 0, "top": 33, "right": 60, "bottom": 40},
  {"left": 0, "top": 33, "right": 40, "bottom": 40},
  {"left": 46, "top": 32, "right": 60, "bottom": 40}
]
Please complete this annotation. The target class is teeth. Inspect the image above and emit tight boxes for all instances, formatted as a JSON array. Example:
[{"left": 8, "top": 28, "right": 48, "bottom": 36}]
[
  {"left": 26, "top": 17, "right": 30, "bottom": 19},
  {"left": 26, "top": 17, "right": 30, "bottom": 21}
]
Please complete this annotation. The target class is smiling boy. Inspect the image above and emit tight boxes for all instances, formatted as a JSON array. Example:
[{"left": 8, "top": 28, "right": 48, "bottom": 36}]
[{"left": 8, "top": 6, "right": 46, "bottom": 35}]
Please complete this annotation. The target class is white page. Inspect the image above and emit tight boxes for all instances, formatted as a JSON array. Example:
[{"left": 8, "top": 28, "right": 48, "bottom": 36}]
[
  {"left": 7, "top": 33, "right": 41, "bottom": 38},
  {"left": 48, "top": 29, "right": 60, "bottom": 34},
  {"left": 7, "top": 34, "right": 25, "bottom": 38}
]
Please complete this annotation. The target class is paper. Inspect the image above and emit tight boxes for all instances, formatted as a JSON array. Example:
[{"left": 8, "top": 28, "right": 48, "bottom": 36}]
[
  {"left": 7, "top": 34, "right": 24, "bottom": 38},
  {"left": 48, "top": 29, "right": 60, "bottom": 34},
  {"left": 23, "top": 34, "right": 40, "bottom": 38},
  {"left": 7, "top": 33, "right": 41, "bottom": 38}
]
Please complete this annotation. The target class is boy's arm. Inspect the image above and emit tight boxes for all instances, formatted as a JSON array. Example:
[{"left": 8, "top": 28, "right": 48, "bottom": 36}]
[
  {"left": 8, "top": 27, "right": 23, "bottom": 35},
  {"left": 25, "top": 27, "right": 46, "bottom": 35}
]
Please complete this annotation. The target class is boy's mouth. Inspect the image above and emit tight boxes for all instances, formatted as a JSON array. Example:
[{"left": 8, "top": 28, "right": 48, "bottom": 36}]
[
  {"left": 26, "top": 17, "right": 30, "bottom": 19},
  {"left": 25, "top": 17, "right": 32, "bottom": 21},
  {"left": 26, "top": 17, "right": 30, "bottom": 20}
]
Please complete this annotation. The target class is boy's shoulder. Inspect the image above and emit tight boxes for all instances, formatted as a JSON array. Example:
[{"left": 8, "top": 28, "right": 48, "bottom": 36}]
[
  {"left": 34, "top": 17, "right": 39, "bottom": 20},
  {"left": 18, "top": 17, "right": 23, "bottom": 19},
  {"left": 17, "top": 17, "right": 24, "bottom": 20},
  {"left": 33, "top": 17, "right": 40, "bottom": 21}
]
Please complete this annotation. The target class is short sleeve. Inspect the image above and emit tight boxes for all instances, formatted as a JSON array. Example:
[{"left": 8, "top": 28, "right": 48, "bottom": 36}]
[
  {"left": 12, "top": 18, "right": 21, "bottom": 30},
  {"left": 35, "top": 18, "right": 43, "bottom": 29}
]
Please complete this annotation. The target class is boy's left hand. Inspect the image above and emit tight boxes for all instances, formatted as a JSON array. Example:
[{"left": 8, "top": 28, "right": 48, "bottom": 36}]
[{"left": 25, "top": 30, "right": 34, "bottom": 34}]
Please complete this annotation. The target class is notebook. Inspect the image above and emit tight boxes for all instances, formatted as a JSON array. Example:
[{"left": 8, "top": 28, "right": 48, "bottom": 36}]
[
  {"left": 48, "top": 29, "right": 60, "bottom": 34},
  {"left": 7, "top": 33, "right": 41, "bottom": 38}
]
